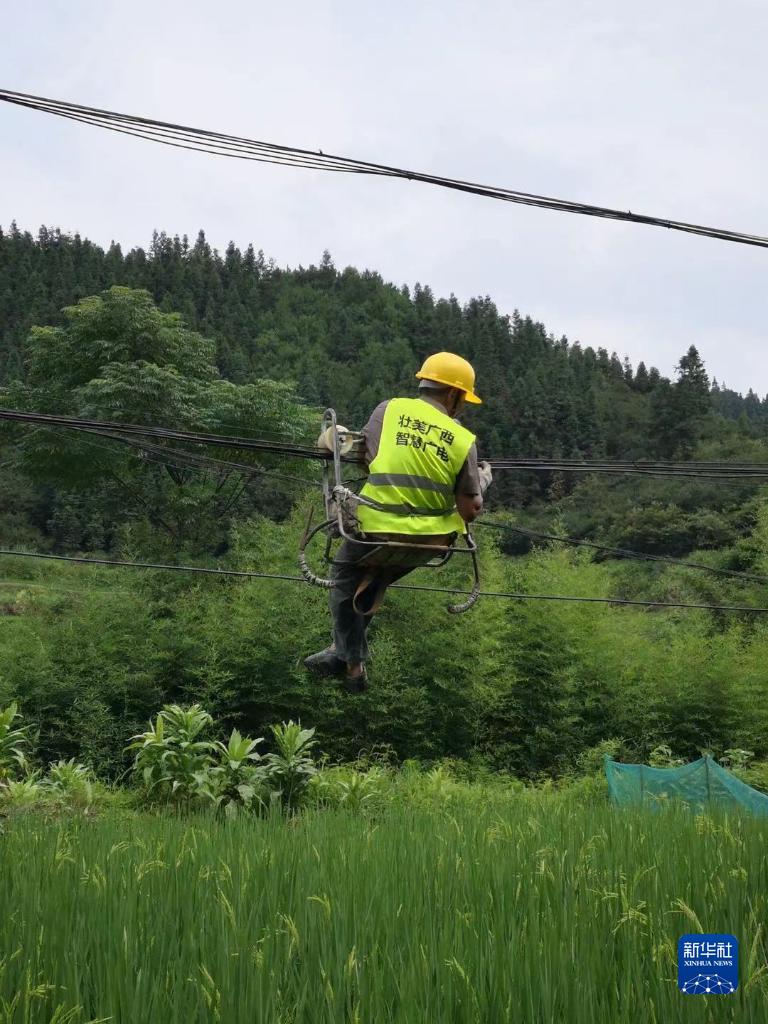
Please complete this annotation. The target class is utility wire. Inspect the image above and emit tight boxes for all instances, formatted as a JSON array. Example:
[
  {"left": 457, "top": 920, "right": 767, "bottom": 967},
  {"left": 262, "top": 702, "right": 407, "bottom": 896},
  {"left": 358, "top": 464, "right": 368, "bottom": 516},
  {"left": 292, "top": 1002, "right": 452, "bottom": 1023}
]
[
  {"left": 70, "top": 431, "right": 768, "bottom": 584},
  {"left": 1, "top": 548, "right": 767, "bottom": 613},
  {"left": 4, "top": 408, "right": 768, "bottom": 480},
  {"left": 30, "top": 424, "right": 763, "bottom": 588},
  {"left": 478, "top": 520, "right": 768, "bottom": 585},
  {"left": 4, "top": 410, "right": 768, "bottom": 595},
  {"left": 485, "top": 459, "right": 768, "bottom": 480},
  {"left": 13, "top": 419, "right": 316, "bottom": 489},
  {"left": 72, "top": 426, "right": 316, "bottom": 487},
  {"left": 487, "top": 458, "right": 768, "bottom": 470},
  {"left": 3, "top": 88, "right": 768, "bottom": 251},
  {"left": 0, "top": 408, "right": 325, "bottom": 461},
  {"left": 39, "top": 424, "right": 763, "bottom": 588}
]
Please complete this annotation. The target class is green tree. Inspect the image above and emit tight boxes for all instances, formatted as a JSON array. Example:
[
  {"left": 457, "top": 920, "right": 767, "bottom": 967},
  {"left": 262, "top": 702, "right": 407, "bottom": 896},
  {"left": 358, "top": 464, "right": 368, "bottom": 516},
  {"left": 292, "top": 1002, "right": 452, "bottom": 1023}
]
[{"left": 2, "top": 287, "right": 313, "bottom": 550}]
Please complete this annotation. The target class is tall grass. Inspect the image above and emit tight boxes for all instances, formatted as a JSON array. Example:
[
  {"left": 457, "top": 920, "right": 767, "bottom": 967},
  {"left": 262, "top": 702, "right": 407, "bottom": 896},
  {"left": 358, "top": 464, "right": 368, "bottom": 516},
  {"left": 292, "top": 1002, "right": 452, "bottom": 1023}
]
[{"left": 1, "top": 792, "right": 766, "bottom": 1022}]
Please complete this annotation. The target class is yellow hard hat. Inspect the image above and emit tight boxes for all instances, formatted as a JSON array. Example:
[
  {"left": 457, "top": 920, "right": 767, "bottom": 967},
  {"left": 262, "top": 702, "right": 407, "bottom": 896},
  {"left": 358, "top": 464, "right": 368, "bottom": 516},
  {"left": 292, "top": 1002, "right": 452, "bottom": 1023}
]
[{"left": 415, "top": 352, "right": 482, "bottom": 404}]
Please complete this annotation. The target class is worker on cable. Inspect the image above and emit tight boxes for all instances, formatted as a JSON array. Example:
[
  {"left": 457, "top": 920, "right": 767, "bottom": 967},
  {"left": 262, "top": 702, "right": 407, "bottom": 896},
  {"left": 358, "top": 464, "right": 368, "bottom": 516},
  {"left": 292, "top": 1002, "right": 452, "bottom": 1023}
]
[{"left": 304, "top": 352, "right": 492, "bottom": 691}]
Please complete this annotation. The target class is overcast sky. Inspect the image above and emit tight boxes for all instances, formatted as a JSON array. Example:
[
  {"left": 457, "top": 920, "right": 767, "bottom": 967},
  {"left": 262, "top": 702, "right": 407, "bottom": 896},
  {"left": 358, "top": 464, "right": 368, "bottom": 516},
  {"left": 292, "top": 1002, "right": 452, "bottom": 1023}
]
[{"left": 4, "top": 0, "right": 767, "bottom": 394}]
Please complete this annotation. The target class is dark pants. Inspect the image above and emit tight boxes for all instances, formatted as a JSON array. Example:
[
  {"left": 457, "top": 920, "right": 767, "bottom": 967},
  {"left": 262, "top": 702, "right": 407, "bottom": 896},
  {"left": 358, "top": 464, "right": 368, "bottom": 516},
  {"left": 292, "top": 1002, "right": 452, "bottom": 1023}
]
[
  {"left": 329, "top": 533, "right": 456, "bottom": 665},
  {"left": 328, "top": 538, "right": 413, "bottom": 665}
]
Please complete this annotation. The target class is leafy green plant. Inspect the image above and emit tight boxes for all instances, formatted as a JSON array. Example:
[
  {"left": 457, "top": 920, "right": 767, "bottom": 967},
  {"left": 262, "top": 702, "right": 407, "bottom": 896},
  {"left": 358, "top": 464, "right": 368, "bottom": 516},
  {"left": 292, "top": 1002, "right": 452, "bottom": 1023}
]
[
  {"left": 648, "top": 744, "right": 685, "bottom": 768},
  {"left": 576, "top": 738, "right": 624, "bottom": 775},
  {"left": 0, "top": 772, "right": 43, "bottom": 809},
  {"left": 721, "top": 748, "right": 755, "bottom": 771},
  {"left": 0, "top": 702, "right": 29, "bottom": 783},
  {"left": 264, "top": 721, "right": 317, "bottom": 810},
  {"left": 42, "top": 759, "right": 96, "bottom": 808},
  {"left": 310, "top": 764, "right": 388, "bottom": 812},
  {"left": 127, "top": 708, "right": 322, "bottom": 814},
  {"left": 127, "top": 704, "right": 214, "bottom": 806},
  {"left": 422, "top": 765, "right": 460, "bottom": 801},
  {"left": 202, "top": 729, "right": 266, "bottom": 818}
]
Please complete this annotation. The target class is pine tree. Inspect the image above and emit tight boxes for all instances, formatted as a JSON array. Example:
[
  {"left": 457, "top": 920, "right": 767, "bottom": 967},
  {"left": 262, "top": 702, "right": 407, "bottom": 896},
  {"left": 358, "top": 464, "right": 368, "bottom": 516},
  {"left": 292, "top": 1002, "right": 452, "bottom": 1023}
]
[{"left": 634, "top": 361, "right": 650, "bottom": 392}]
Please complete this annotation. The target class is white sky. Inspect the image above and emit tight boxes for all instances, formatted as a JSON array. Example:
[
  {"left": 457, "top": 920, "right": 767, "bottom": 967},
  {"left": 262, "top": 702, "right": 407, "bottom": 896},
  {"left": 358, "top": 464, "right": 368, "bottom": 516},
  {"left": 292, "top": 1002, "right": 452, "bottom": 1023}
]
[{"left": 3, "top": 0, "right": 767, "bottom": 394}]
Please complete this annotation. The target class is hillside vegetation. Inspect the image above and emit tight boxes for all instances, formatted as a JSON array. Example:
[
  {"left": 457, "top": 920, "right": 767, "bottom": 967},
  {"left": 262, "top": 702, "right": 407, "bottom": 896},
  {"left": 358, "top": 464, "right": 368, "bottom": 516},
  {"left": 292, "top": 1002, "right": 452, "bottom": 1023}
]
[{"left": 1, "top": 223, "right": 768, "bottom": 776}]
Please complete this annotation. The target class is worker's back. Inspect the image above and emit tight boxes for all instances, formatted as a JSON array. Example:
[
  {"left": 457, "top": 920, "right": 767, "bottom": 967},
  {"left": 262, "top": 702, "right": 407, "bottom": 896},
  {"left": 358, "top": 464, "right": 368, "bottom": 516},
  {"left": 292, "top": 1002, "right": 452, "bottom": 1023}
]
[{"left": 357, "top": 396, "right": 475, "bottom": 536}]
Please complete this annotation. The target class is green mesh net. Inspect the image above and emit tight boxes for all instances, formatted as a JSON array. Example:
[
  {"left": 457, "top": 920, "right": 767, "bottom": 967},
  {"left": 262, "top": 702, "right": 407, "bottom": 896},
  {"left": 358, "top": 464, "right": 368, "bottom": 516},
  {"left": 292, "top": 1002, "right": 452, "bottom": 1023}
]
[{"left": 604, "top": 755, "right": 768, "bottom": 817}]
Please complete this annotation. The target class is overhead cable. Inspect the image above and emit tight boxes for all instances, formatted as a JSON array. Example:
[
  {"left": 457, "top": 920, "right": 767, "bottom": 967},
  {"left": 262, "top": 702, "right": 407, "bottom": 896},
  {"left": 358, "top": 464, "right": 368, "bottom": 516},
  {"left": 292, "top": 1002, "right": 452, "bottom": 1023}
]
[
  {"left": 16, "top": 419, "right": 761, "bottom": 588},
  {"left": 3, "top": 88, "right": 768, "bottom": 251},
  {"left": 1, "top": 548, "right": 767, "bottom": 614},
  {"left": 24, "top": 419, "right": 761, "bottom": 587},
  {"left": 478, "top": 520, "right": 768, "bottom": 585},
  {"left": 3, "top": 408, "right": 768, "bottom": 481},
  {"left": 485, "top": 458, "right": 768, "bottom": 480},
  {"left": 73, "top": 425, "right": 315, "bottom": 486},
  {"left": 0, "top": 408, "right": 324, "bottom": 461}
]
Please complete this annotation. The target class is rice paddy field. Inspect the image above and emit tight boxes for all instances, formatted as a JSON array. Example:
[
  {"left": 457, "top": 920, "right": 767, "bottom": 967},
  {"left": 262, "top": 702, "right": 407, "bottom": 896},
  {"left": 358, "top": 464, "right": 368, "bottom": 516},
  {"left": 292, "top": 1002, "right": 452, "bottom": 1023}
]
[{"left": 1, "top": 789, "right": 766, "bottom": 1023}]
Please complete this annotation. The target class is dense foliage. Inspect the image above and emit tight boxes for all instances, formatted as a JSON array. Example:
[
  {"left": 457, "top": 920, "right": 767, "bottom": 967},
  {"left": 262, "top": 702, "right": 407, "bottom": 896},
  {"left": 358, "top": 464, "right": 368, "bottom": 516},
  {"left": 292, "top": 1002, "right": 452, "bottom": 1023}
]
[
  {"left": 2, "top": 514, "right": 768, "bottom": 779},
  {"left": 0, "top": 283, "right": 315, "bottom": 551},
  {"left": 2, "top": 223, "right": 768, "bottom": 553},
  {"left": 2, "top": 222, "right": 768, "bottom": 778}
]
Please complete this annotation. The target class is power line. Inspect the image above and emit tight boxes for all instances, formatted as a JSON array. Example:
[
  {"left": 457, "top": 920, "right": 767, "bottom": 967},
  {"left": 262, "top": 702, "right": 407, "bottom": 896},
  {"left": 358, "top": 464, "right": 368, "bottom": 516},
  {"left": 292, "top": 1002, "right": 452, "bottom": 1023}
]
[
  {"left": 1, "top": 547, "right": 767, "bottom": 614},
  {"left": 6, "top": 418, "right": 316, "bottom": 490},
  {"left": 3, "top": 88, "right": 768, "bottom": 251},
  {"left": 37, "top": 421, "right": 763, "bottom": 588},
  {"left": 4, "top": 407, "right": 768, "bottom": 481},
  {"left": 64, "top": 429, "right": 768, "bottom": 588},
  {"left": 72, "top": 426, "right": 316, "bottom": 487},
  {"left": 0, "top": 408, "right": 324, "bottom": 461},
  {"left": 485, "top": 459, "right": 768, "bottom": 481},
  {"left": 478, "top": 520, "right": 768, "bottom": 585}
]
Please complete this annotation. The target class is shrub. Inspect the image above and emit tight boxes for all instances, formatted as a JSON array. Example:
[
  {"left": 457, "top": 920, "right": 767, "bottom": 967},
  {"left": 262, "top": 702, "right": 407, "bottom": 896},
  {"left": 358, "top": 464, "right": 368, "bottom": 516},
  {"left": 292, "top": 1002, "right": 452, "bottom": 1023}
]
[
  {"left": 576, "top": 738, "right": 624, "bottom": 775},
  {"left": 127, "top": 706, "right": 317, "bottom": 814},
  {"left": 41, "top": 759, "right": 97, "bottom": 809},
  {"left": 0, "top": 774, "right": 43, "bottom": 810},
  {"left": 201, "top": 729, "right": 266, "bottom": 818},
  {"left": 127, "top": 704, "right": 214, "bottom": 806},
  {"left": 310, "top": 764, "right": 389, "bottom": 812},
  {"left": 648, "top": 744, "right": 686, "bottom": 768},
  {"left": 263, "top": 722, "right": 317, "bottom": 811}
]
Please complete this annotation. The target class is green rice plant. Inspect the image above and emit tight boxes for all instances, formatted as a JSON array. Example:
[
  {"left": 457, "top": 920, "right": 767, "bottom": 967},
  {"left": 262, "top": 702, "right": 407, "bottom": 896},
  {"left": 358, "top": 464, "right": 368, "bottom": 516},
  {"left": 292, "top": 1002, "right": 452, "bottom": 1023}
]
[
  {"left": 398, "top": 763, "right": 473, "bottom": 806},
  {"left": 263, "top": 721, "right": 317, "bottom": 810},
  {"left": 2, "top": 791, "right": 767, "bottom": 1022},
  {"left": 202, "top": 729, "right": 266, "bottom": 818},
  {"left": 0, "top": 702, "right": 29, "bottom": 782},
  {"left": 127, "top": 704, "right": 214, "bottom": 806}
]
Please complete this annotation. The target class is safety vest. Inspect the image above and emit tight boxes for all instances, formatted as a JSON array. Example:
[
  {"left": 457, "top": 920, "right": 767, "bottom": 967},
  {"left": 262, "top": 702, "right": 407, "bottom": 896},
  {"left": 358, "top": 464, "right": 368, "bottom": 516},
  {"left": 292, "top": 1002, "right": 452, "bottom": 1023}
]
[{"left": 357, "top": 397, "right": 475, "bottom": 536}]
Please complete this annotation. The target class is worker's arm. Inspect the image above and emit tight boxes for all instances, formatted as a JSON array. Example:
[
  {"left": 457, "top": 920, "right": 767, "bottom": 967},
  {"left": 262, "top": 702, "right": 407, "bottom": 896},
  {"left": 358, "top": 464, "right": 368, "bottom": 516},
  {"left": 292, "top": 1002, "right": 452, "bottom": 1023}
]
[
  {"left": 361, "top": 401, "right": 389, "bottom": 465},
  {"left": 454, "top": 444, "right": 488, "bottom": 523}
]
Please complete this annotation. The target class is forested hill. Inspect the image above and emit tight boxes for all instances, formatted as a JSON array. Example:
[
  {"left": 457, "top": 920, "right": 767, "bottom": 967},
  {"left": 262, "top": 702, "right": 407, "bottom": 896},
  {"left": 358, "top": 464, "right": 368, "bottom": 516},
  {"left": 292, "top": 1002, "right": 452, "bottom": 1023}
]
[{"left": 2, "top": 222, "right": 767, "bottom": 467}]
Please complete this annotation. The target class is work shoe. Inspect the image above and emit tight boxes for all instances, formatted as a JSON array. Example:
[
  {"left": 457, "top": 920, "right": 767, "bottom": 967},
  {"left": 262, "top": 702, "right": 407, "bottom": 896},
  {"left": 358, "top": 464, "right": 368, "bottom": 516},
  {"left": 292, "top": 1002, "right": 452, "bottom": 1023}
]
[
  {"left": 341, "top": 665, "right": 368, "bottom": 694},
  {"left": 303, "top": 648, "right": 346, "bottom": 678}
]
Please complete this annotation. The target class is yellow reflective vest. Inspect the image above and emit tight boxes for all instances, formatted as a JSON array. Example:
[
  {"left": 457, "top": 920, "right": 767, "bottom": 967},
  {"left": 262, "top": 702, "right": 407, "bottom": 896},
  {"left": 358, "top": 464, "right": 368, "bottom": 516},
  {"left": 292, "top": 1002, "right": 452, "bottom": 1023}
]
[{"left": 357, "top": 397, "right": 475, "bottom": 536}]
